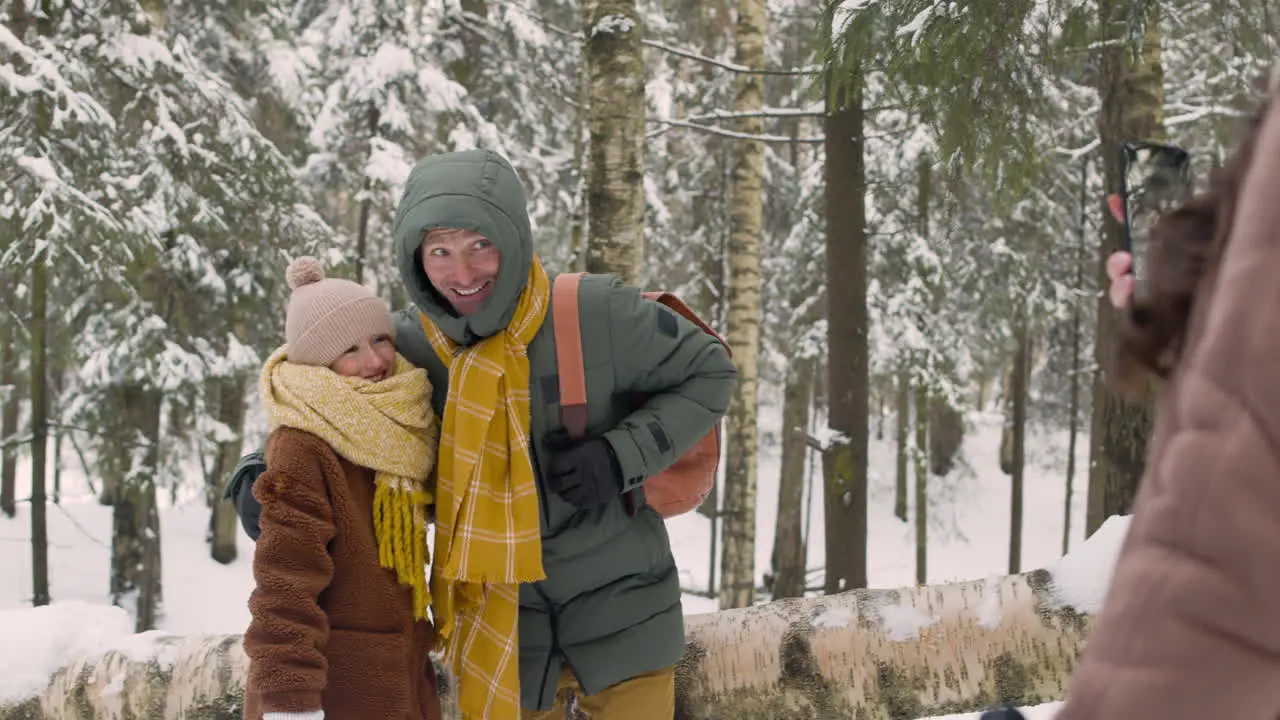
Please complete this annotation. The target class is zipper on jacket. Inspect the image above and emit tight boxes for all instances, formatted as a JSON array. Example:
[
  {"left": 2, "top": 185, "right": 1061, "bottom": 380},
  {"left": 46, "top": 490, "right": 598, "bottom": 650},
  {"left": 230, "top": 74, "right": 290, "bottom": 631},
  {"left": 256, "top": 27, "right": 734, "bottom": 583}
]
[{"left": 532, "top": 582, "right": 561, "bottom": 709}]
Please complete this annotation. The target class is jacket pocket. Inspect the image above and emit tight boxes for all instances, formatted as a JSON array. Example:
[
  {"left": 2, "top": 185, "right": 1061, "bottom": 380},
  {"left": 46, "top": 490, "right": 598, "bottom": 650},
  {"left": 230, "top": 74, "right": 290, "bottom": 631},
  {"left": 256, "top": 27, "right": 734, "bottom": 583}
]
[{"left": 324, "top": 628, "right": 411, "bottom": 719}]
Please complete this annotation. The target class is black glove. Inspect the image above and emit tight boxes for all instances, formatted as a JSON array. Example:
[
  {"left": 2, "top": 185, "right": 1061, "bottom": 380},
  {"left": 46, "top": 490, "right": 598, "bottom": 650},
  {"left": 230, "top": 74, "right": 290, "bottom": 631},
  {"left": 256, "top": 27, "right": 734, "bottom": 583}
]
[
  {"left": 544, "top": 432, "right": 625, "bottom": 509},
  {"left": 223, "top": 451, "right": 266, "bottom": 541}
]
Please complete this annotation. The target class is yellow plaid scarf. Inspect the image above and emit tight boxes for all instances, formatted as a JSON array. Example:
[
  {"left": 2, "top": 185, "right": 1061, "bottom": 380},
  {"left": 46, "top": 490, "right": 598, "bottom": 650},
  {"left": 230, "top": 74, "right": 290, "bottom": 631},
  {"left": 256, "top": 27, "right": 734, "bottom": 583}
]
[
  {"left": 421, "top": 256, "right": 550, "bottom": 719},
  {"left": 259, "top": 347, "right": 438, "bottom": 620}
]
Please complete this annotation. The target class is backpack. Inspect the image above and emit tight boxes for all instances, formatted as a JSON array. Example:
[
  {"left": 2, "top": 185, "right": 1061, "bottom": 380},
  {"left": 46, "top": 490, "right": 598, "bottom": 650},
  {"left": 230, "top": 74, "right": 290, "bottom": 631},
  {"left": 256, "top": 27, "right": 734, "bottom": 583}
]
[{"left": 551, "top": 272, "right": 729, "bottom": 518}]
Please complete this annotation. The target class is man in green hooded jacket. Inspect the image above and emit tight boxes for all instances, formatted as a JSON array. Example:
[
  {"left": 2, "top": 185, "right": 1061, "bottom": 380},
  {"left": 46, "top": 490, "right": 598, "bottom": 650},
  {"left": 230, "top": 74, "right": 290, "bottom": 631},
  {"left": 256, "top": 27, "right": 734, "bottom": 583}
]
[{"left": 229, "top": 149, "right": 736, "bottom": 719}]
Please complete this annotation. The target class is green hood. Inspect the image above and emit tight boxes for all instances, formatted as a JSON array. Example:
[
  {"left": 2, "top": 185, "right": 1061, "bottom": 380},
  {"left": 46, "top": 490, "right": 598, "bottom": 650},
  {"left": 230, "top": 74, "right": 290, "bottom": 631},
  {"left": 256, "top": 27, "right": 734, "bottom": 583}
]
[{"left": 393, "top": 149, "right": 534, "bottom": 344}]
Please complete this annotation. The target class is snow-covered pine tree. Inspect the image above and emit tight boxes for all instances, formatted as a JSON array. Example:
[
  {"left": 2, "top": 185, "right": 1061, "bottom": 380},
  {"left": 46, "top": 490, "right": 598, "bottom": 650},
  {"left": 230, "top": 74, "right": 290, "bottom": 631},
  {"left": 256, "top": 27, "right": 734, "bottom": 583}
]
[
  {"left": 287, "top": 0, "right": 498, "bottom": 299},
  {"left": 1, "top": 0, "right": 325, "bottom": 628}
]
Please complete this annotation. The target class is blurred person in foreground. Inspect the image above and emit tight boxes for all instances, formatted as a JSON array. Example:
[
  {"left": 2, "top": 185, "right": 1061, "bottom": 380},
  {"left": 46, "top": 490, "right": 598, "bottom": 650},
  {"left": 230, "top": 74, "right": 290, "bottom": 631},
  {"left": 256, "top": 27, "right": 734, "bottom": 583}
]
[{"left": 1057, "top": 83, "right": 1280, "bottom": 719}]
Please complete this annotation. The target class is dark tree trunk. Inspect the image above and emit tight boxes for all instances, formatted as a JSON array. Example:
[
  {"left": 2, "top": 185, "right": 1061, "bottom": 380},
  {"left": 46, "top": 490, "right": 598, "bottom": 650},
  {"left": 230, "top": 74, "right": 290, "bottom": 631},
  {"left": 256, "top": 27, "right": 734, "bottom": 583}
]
[
  {"left": 771, "top": 358, "right": 814, "bottom": 600},
  {"left": 821, "top": 67, "right": 869, "bottom": 594},
  {"left": 1087, "top": 0, "right": 1165, "bottom": 536}
]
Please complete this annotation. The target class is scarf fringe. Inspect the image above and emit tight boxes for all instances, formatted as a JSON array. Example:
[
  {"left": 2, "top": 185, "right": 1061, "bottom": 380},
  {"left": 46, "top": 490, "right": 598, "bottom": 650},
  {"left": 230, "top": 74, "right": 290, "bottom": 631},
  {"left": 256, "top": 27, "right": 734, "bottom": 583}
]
[{"left": 373, "top": 473, "right": 432, "bottom": 621}]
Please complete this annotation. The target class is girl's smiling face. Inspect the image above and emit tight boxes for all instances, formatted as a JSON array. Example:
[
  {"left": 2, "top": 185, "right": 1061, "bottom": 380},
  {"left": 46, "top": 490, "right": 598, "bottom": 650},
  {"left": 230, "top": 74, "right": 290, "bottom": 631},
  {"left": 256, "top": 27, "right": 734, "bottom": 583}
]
[{"left": 330, "top": 333, "right": 395, "bottom": 381}]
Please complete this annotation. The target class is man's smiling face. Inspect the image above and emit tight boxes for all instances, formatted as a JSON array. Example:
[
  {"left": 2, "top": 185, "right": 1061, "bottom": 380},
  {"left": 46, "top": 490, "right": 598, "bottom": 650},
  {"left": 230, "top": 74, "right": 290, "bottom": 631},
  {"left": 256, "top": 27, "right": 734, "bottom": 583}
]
[{"left": 419, "top": 228, "right": 502, "bottom": 316}]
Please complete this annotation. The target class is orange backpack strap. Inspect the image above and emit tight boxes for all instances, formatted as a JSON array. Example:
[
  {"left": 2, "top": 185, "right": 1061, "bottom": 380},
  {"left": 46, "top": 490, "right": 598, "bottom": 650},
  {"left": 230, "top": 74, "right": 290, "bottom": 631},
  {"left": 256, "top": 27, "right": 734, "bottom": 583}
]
[{"left": 552, "top": 272, "right": 589, "bottom": 439}]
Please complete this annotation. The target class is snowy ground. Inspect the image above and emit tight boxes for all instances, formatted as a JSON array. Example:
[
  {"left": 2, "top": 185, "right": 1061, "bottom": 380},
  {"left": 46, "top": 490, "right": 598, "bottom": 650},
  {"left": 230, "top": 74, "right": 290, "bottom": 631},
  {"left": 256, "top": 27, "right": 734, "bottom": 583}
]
[{"left": 0, "top": 398, "right": 1105, "bottom": 718}]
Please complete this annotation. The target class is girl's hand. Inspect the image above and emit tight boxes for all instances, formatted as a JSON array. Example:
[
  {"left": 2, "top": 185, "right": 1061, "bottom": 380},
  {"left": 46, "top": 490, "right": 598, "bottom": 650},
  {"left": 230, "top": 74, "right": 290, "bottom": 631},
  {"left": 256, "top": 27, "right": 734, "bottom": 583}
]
[{"left": 1107, "top": 251, "right": 1135, "bottom": 310}]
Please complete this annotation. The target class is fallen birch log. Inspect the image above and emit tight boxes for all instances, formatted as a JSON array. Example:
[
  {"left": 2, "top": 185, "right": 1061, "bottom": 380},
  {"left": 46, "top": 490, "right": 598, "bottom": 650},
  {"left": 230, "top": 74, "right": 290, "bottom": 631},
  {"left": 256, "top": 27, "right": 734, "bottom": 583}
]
[
  {"left": 673, "top": 567, "right": 1093, "bottom": 719},
  {"left": 2, "top": 517, "right": 1127, "bottom": 720}
]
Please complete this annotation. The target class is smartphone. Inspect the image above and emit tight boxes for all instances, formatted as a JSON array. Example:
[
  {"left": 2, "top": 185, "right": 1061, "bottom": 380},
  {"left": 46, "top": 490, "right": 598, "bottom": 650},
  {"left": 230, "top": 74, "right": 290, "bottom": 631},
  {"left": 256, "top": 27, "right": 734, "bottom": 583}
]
[{"left": 1118, "top": 140, "right": 1192, "bottom": 299}]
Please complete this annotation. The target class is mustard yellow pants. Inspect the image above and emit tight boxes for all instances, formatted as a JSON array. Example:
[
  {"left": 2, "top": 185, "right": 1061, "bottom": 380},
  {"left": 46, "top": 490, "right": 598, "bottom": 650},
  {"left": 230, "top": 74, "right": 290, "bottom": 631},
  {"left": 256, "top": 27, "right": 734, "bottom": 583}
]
[{"left": 520, "top": 665, "right": 675, "bottom": 720}]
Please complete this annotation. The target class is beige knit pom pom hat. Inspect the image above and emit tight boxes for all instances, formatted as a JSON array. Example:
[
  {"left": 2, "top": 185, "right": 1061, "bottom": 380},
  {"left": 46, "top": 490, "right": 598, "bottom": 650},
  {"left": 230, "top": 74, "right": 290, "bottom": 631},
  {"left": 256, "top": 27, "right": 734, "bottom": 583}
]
[{"left": 284, "top": 256, "right": 396, "bottom": 367}]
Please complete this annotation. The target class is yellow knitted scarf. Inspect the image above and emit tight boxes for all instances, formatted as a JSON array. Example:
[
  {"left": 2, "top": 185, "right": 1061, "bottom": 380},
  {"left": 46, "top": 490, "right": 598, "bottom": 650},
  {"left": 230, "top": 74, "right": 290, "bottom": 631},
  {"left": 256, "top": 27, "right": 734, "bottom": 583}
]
[
  {"left": 420, "top": 256, "right": 550, "bottom": 719},
  {"left": 259, "top": 347, "right": 438, "bottom": 621}
]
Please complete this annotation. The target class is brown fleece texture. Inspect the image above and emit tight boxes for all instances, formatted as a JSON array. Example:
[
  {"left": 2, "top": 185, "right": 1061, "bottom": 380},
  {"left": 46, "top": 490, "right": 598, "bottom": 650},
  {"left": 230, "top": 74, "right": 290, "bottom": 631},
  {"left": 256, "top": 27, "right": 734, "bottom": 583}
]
[{"left": 242, "top": 427, "right": 440, "bottom": 720}]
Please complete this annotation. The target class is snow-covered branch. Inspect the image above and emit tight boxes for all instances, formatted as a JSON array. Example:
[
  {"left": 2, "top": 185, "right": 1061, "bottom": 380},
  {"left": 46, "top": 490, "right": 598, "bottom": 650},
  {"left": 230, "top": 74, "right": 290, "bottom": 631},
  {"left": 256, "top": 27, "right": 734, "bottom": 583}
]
[
  {"left": 647, "top": 117, "right": 824, "bottom": 143},
  {"left": 642, "top": 38, "right": 821, "bottom": 76},
  {"left": 1165, "top": 103, "right": 1251, "bottom": 126},
  {"left": 0, "top": 433, "right": 33, "bottom": 451},
  {"left": 489, "top": 0, "right": 579, "bottom": 39},
  {"left": 486, "top": 2, "right": 822, "bottom": 79},
  {"left": 1054, "top": 138, "right": 1100, "bottom": 160},
  {"left": 674, "top": 104, "right": 900, "bottom": 126},
  {"left": 681, "top": 107, "right": 826, "bottom": 122}
]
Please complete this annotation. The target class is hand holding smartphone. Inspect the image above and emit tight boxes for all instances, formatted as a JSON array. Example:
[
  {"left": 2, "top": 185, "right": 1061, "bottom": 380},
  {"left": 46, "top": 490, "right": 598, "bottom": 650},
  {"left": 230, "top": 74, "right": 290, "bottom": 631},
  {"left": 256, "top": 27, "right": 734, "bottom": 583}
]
[{"left": 1115, "top": 140, "right": 1193, "bottom": 301}]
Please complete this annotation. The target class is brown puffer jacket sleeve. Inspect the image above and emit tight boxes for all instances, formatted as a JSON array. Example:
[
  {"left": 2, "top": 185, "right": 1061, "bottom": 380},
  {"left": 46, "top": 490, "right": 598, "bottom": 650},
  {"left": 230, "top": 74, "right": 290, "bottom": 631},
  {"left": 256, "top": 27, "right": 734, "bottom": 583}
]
[
  {"left": 244, "top": 428, "right": 338, "bottom": 714},
  {"left": 1058, "top": 104, "right": 1280, "bottom": 719}
]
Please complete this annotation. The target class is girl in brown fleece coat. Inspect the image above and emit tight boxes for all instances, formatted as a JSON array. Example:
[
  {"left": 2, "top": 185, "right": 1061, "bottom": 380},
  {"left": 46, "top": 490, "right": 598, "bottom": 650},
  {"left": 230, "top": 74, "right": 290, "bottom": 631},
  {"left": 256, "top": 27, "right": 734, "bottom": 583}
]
[
  {"left": 242, "top": 256, "right": 441, "bottom": 720},
  {"left": 1059, "top": 83, "right": 1280, "bottom": 718}
]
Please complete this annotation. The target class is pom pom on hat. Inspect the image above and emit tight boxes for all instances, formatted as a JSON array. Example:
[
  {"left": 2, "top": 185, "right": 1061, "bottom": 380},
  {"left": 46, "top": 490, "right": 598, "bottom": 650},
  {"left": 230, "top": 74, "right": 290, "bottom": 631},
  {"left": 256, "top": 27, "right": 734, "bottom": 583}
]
[
  {"left": 283, "top": 256, "right": 395, "bottom": 367},
  {"left": 286, "top": 256, "right": 326, "bottom": 289}
]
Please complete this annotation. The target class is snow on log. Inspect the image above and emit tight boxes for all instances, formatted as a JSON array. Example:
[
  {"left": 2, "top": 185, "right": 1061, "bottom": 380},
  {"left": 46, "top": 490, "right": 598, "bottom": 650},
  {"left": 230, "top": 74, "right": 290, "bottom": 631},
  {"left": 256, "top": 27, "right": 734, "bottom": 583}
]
[
  {"left": 0, "top": 517, "right": 1127, "bottom": 720},
  {"left": 674, "top": 567, "right": 1091, "bottom": 719}
]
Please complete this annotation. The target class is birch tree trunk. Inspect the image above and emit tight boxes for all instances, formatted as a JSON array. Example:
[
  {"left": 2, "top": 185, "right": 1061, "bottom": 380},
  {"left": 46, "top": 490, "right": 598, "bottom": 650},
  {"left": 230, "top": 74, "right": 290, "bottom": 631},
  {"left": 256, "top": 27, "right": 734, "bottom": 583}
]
[
  {"left": 716, "top": 0, "right": 766, "bottom": 611},
  {"left": 1087, "top": 0, "right": 1165, "bottom": 536},
  {"left": 0, "top": 565, "right": 1100, "bottom": 720},
  {"left": 676, "top": 569, "right": 1093, "bottom": 719},
  {"left": 582, "top": 0, "right": 645, "bottom": 284}
]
